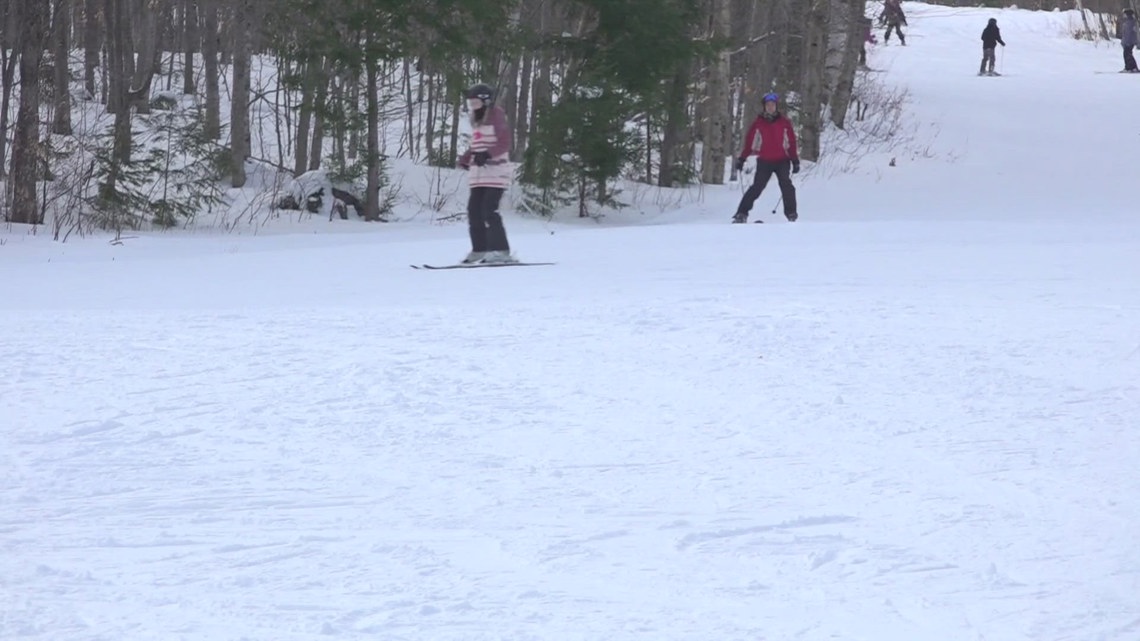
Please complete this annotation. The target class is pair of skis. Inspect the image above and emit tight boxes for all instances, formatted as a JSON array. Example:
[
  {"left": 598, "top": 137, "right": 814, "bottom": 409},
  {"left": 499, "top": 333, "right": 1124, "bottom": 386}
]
[{"left": 411, "top": 261, "right": 555, "bottom": 270}]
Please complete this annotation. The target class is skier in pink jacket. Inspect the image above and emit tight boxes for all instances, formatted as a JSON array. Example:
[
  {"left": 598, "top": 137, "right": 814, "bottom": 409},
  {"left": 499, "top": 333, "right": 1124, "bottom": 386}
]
[{"left": 457, "top": 83, "right": 515, "bottom": 264}]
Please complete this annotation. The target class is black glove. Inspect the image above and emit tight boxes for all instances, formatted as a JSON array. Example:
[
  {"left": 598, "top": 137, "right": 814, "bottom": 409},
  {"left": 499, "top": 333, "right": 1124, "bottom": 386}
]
[
  {"left": 792, "top": 159, "right": 801, "bottom": 174},
  {"left": 734, "top": 156, "right": 746, "bottom": 172},
  {"left": 472, "top": 151, "right": 490, "bottom": 167}
]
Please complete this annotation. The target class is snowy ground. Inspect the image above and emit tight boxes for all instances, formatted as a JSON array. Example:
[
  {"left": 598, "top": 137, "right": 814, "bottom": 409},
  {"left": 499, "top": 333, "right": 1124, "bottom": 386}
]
[{"left": 3, "top": 3, "right": 1140, "bottom": 640}]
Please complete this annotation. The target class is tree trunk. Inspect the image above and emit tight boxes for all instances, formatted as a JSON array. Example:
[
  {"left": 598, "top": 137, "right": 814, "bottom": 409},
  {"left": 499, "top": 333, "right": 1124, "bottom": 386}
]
[
  {"left": 363, "top": 54, "right": 382, "bottom": 221},
  {"left": 181, "top": 0, "right": 196, "bottom": 94},
  {"left": 797, "top": 0, "right": 829, "bottom": 162},
  {"left": 83, "top": 0, "right": 101, "bottom": 99},
  {"left": 447, "top": 71, "right": 460, "bottom": 166},
  {"left": 104, "top": 0, "right": 128, "bottom": 116},
  {"left": 513, "top": 51, "right": 532, "bottom": 162},
  {"left": 500, "top": 54, "right": 518, "bottom": 151},
  {"left": 657, "top": 64, "right": 689, "bottom": 187},
  {"left": 200, "top": 0, "right": 219, "bottom": 139},
  {"left": 9, "top": 0, "right": 50, "bottom": 224},
  {"left": 52, "top": 0, "right": 73, "bottom": 135},
  {"left": 128, "top": 0, "right": 163, "bottom": 114},
  {"left": 103, "top": 0, "right": 132, "bottom": 171},
  {"left": 532, "top": 51, "right": 552, "bottom": 143},
  {"left": 829, "top": 2, "right": 866, "bottom": 130},
  {"left": 699, "top": 0, "right": 732, "bottom": 185},
  {"left": 347, "top": 73, "right": 359, "bottom": 160},
  {"left": 229, "top": 0, "right": 251, "bottom": 187},
  {"left": 778, "top": 0, "right": 806, "bottom": 91},
  {"left": 402, "top": 59, "right": 415, "bottom": 159},
  {"left": 424, "top": 69, "right": 435, "bottom": 163},
  {"left": 294, "top": 59, "right": 319, "bottom": 175},
  {"left": 308, "top": 58, "right": 328, "bottom": 171},
  {"left": 330, "top": 74, "right": 344, "bottom": 168},
  {"left": 0, "top": 44, "right": 18, "bottom": 177}
]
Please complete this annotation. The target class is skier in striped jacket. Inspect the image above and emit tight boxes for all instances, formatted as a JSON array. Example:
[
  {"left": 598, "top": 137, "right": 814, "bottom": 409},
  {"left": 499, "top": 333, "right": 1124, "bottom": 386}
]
[{"left": 457, "top": 83, "right": 515, "bottom": 264}]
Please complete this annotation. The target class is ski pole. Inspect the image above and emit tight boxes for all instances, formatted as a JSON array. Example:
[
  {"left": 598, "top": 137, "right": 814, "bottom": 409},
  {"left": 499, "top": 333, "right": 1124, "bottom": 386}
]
[{"left": 771, "top": 196, "right": 782, "bottom": 215}]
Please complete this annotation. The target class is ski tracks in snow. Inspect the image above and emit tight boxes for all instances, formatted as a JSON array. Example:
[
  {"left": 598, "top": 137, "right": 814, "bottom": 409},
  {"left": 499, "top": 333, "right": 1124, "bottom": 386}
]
[{"left": 2, "top": 291, "right": 1139, "bottom": 640}]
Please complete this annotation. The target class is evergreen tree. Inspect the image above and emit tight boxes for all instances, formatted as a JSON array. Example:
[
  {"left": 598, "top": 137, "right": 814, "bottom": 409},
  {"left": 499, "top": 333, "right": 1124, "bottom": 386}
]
[{"left": 520, "top": 0, "right": 702, "bottom": 216}]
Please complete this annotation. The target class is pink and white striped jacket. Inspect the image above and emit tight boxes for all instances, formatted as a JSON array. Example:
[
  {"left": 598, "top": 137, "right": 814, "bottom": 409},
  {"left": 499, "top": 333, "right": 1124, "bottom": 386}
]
[{"left": 459, "top": 105, "right": 513, "bottom": 189}]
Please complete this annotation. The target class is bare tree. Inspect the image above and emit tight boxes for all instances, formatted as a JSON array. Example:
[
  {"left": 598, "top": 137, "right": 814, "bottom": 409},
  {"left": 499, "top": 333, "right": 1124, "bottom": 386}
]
[
  {"left": 52, "top": 0, "right": 73, "bottom": 135},
  {"left": 0, "top": 1, "right": 20, "bottom": 177},
  {"left": 796, "top": 0, "right": 829, "bottom": 162},
  {"left": 827, "top": 0, "right": 867, "bottom": 130},
  {"left": 293, "top": 59, "right": 320, "bottom": 175},
  {"left": 657, "top": 63, "right": 691, "bottom": 187},
  {"left": 181, "top": 0, "right": 197, "bottom": 94},
  {"left": 229, "top": 0, "right": 251, "bottom": 187},
  {"left": 129, "top": 0, "right": 165, "bottom": 114},
  {"left": 83, "top": 0, "right": 101, "bottom": 99},
  {"left": 699, "top": 0, "right": 732, "bottom": 185},
  {"left": 8, "top": 0, "right": 50, "bottom": 224},
  {"left": 201, "top": 0, "right": 220, "bottom": 139},
  {"left": 362, "top": 50, "right": 383, "bottom": 221},
  {"left": 308, "top": 58, "right": 329, "bottom": 171}
]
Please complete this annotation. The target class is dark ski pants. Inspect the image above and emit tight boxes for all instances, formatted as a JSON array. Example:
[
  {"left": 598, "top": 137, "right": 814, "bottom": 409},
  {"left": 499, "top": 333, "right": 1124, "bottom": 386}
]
[
  {"left": 467, "top": 186, "right": 510, "bottom": 252},
  {"left": 736, "top": 159, "right": 797, "bottom": 220},
  {"left": 980, "top": 47, "right": 996, "bottom": 73},
  {"left": 885, "top": 23, "right": 905, "bottom": 45},
  {"left": 1124, "top": 45, "right": 1137, "bottom": 72}
]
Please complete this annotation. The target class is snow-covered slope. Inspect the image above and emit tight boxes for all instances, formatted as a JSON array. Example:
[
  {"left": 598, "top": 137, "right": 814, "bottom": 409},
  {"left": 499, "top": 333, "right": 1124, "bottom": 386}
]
[{"left": 3, "top": 4, "right": 1139, "bottom": 640}]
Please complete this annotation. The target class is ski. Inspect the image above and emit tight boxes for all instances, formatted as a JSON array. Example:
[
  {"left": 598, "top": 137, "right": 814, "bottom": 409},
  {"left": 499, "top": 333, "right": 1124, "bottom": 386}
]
[{"left": 411, "top": 261, "right": 556, "bottom": 270}]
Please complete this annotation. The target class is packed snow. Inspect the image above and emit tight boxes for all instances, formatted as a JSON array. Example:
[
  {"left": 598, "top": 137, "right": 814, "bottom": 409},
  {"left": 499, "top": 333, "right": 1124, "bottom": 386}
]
[{"left": 3, "top": 3, "right": 1139, "bottom": 640}]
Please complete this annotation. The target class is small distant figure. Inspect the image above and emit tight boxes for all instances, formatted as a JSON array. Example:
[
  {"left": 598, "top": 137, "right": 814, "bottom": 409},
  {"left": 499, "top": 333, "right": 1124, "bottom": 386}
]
[
  {"left": 1120, "top": 9, "right": 1138, "bottom": 73},
  {"left": 861, "top": 23, "right": 878, "bottom": 67},
  {"left": 979, "top": 18, "right": 1006, "bottom": 76},
  {"left": 880, "top": 0, "right": 907, "bottom": 46}
]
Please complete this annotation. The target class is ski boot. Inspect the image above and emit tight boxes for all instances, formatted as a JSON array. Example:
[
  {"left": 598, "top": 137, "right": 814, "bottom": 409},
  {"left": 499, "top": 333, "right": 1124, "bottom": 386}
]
[{"left": 480, "top": 250, "right": 517, "bottom": 264}]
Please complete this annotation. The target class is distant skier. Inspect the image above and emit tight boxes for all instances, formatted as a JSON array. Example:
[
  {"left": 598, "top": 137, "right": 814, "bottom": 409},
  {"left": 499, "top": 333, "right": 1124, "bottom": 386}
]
[
  {"left": 732, "top": 92, "right": 800, "bottom": 224},
  {"left": 1120, "top": 9, "right": 1138, "bottom": 72},
  {"left": 880, "top": 0, "right": 907, "bottom": 46},
  {"left": 979, "top": 18, "right": 1006, "bottom": 76},
  {"left": 457, "top": 83, "right": 515, "bottom": 264},
  {"left": 861, "top": 22, "right": 878, "bottom": 67}
]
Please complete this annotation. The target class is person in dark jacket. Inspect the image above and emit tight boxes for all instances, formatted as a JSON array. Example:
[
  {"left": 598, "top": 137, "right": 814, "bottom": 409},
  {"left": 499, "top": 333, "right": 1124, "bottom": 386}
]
[
  {"left": 732, "top": 92, "right": 799, "bottom": 224},
  {"left": 880, "top": 0, "right": 907, "bottom": 46},
  {"left": 1121, "top": 9, "right": 1138, "bottom": 72},
  {"left": 979, "top": 18, "right": 1006, "bottom": 76}
]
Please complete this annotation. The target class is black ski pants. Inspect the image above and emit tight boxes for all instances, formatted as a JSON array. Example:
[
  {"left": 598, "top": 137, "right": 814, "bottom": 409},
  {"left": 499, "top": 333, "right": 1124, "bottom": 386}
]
[
  {"left": 885, "top": 22, "right": 905, "bottom": 45},
  {"left": 467, "top": 187, "right": 510, "bottom": 252},
  {"left": 736, "top": 159, "right": 797, "bottom": 219},
  {"left": 1124, "top": 44, "right": 1137, "bottom": 72},
  {"left": 980, "top": 47, "right": 996, "bottom": 74}
]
